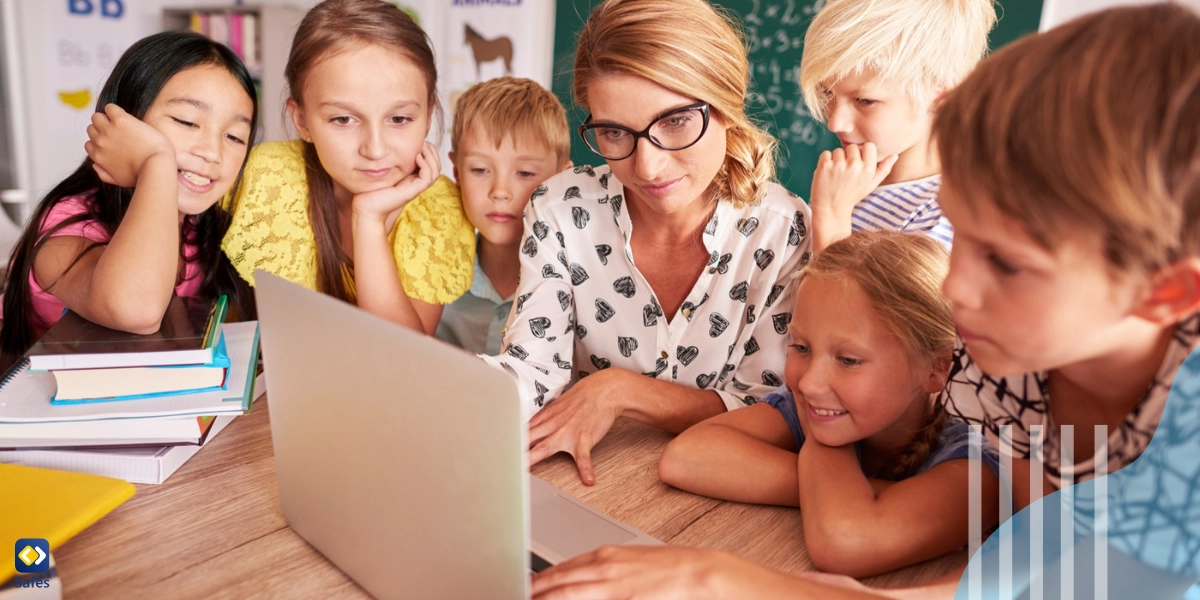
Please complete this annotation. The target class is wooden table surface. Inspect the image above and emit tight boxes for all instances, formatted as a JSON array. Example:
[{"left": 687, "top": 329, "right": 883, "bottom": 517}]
[{"left": 53, "top": 398, "right": 966, "bottom": 598}]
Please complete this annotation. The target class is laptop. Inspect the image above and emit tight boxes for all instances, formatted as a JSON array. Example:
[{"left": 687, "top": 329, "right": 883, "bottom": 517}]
[{"left": 254, "top": 271, "right": 662, "bottom": 600}]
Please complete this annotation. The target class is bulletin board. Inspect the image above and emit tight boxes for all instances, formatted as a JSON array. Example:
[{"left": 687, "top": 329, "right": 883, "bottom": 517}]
[{"left": 551, "top": 0, "right": 1044, "bottom": 198}]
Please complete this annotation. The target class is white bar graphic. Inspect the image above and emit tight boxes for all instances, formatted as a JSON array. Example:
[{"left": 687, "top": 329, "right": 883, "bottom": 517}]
[
  {"left": 1094, "top": 425, "right": 1109, "bottom": 600},
  {"left": 1061, "top": 425, "right": 1074, "bottom": 600},
  {"left": 969, "top": 424, "right": 982, "bottom": 600},
  {"left": 1000, "top": 425, "right": 1014, "bottom": 600},
  {"left": 1031, "top": 424, "right": 1044, "bottom": 600}
]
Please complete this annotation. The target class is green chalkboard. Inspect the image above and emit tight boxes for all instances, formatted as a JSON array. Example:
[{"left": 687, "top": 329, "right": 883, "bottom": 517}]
[{"left": 551, "top": 0, "right": 1043, "bottom": 198}]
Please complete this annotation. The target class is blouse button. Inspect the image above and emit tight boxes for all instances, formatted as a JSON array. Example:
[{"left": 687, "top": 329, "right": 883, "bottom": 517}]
[
  {"left": 682, "top": 307, "right": 692, "bottom": 318},
  {"left": 708, "top": 267, "right": 717, "bottom": 274},
  {"left": 660, "top": 350, "right": 669, "bottom": 359}
]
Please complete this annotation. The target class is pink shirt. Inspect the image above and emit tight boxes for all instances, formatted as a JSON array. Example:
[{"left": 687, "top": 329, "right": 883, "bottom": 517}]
[{"left": 29, "top": 194, "right": 203, "bottom": 332}]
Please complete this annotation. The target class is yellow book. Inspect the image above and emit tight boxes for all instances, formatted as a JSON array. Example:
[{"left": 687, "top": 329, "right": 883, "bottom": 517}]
[{"left": 0, "top": 464, "right": 134, "bottom": 583}]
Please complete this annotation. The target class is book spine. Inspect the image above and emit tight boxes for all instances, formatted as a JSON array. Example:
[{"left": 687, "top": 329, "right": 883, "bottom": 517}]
[
  {"left": 203, "top": 295, "right": 229, "bottom": 350},
  {"left": 229, "top": 14, "right": 244, "bottom": 60},
  {"left": 243, "top": 14, "right": 258, "bottom": 72},
  {"left": 209, "top": 13, "right": 228, "bottom": 46}
]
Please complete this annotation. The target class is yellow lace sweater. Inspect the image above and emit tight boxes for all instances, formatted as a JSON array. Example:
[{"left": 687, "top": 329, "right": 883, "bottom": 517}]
[{"left": 221, "top": 140, "right": 475, "bottom": 304}]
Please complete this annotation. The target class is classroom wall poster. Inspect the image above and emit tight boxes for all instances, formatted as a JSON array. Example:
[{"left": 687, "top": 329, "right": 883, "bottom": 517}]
[
  {"left": 435, "top": 0, "right": 555, "bottom": 175},
  {"left": 27, "top": 0, "right": 147, "bottom": 202}
]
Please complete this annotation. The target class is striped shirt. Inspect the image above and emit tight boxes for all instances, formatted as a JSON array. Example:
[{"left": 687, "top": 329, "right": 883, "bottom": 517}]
[{"left": 850, "top": 174, "right": 952, "bottom": 248}]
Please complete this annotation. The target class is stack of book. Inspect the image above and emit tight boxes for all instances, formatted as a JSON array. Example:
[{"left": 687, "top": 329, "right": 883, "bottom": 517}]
[{"left": 0, "top": 296, "right": 262, "bottom": 484}]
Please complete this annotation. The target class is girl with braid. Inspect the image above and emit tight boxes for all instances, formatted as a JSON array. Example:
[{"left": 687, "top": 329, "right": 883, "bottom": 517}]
[{"left": 658, "top": 231, "right": 1001, "bottom": 577}]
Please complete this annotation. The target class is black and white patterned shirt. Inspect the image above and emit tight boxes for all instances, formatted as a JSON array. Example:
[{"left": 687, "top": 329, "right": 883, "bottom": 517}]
[
  {"left": 481, "top": 164, "right": 812, "bottom": 419},
  {"left": 941, "top": 313, "right": 1200, "bottom": 489}
]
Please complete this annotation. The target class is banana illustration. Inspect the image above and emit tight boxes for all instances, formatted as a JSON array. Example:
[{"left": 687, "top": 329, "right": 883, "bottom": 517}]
[{"left": 58, "top": 89, "right": 92, "bottom": 110}]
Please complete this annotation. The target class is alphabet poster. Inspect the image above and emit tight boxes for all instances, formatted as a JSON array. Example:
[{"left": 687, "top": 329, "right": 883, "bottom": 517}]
[{"left": 32, "top": 0, "right": 144, "bottom": 196}]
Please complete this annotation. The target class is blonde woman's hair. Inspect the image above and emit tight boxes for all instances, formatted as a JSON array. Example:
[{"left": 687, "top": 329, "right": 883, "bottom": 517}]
[
  {"left": 802, "top": 231, "right": 954, "bottom": 480},
  {"left": 451, "top": 77, "right": 571, "bottom": 168},
  {"left": 800, "top": 0, "right": 997, "bottom": 122},
  {"left": 573, "top": 0, "right": 776, "bottom": 208},
  {"left": 935, "top": 3, "right": 1200, "bottom": 274}
]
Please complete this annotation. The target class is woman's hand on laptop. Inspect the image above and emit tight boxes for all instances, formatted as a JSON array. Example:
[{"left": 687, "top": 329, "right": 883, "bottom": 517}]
[
  {"left": 532, "top": 545, "right": 733, "bottom": 599},
  {"left": 532, "top": 544, "right": 903, "bottom": 599},
  {"left": 527, "top": 369, "right": 628, "bottom": 486}
]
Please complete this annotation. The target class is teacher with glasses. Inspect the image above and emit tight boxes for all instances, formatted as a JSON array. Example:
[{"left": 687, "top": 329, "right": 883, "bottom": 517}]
[{"left": 483, "top": 0, "right": 812, "bottom": 485}]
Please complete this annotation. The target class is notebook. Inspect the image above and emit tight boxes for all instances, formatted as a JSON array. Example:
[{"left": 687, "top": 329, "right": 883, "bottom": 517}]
[
  {"left": 0, "top": 413, "right": 238, "bottom": 484},
  {"left": 0, "top": 322, "right": 258, "bottom": 423},
  {"left": 25, "top": 295, "right": 227, "bottom": 371},
  {"left": 0, "top": 464, "right": 134, "bottom": 582},
  {"left": 0, "top": 414, "right": 219, "bottom": 450}
]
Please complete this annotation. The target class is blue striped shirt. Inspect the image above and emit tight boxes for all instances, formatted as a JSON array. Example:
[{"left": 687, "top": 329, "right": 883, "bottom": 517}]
[{"left": 850, "top": 174, "right": 952, "bottom": 248}]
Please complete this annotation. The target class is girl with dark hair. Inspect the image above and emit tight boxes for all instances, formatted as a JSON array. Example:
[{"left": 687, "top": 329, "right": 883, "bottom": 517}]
[
  {"left": 221, "top": 0, "right": 474, "bottom": 334},
  {"left": 0, "top": 30, "right": 258, "bottom": 371}
]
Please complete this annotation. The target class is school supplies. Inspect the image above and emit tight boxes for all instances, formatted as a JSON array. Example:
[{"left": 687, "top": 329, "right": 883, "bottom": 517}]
[
  {"left": 49, "top": 334, "right": 231, "bottom": 403},
  {"left": 25, "top": 295, "right": 227, "bottom": 371},
  {"left": 0, "top": 414, "right": 237, "bottom": 484},
  {"left": 0, "top": 322, "right": 258, "bottom": 423},
  {"left": 0, "top": 415, "right": 220, "bottom": 450},
  {"left": 0, "top": 463, "right": 134, "bottom": 583}
]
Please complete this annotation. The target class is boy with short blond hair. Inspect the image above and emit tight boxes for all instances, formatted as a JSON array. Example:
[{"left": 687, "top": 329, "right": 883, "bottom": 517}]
[
  {"left": 436, "top": 77, "right": 571, "bottom": 354},
  {"left": 799, "top": 0, "right": 996, "bottom": 252}
]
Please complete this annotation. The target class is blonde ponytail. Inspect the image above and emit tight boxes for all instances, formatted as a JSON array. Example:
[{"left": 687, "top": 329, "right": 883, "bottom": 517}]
[{"left": 712, "top": 123, "right": 777, "bottom": 208}]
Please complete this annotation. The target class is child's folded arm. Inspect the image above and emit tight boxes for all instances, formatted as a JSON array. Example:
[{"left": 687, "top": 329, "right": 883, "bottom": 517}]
[
  {"left": 658, "top": 403, "right": 799, "bottom": 506},
  {"left": 799, "top": 442, "right": 1001, "bottom": 578}
]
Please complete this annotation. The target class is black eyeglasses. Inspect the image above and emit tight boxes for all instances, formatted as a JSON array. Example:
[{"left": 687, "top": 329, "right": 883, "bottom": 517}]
[{"left": 578, "top": 102, "right": 710, "bottom": 161}]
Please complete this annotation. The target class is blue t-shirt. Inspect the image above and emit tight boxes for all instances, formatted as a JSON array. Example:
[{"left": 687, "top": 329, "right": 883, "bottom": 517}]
[{"left": 761, "top": 385, "right": 1002, "bottom": 480}]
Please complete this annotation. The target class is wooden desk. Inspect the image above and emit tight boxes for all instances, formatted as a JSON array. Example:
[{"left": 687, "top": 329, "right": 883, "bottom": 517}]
[{"left": 53, "top": 400, "right": 966, "bottom": 598}]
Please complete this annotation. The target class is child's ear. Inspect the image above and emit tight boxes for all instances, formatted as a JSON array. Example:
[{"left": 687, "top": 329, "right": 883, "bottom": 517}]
[
  {"left": 449, "top": 153, "right": 458, "bottom": 181},
  {"left": 286, "top": 99, "right": 310, "bottom": 143},
  {"left": 923, "top": 354, "right": 952, "bottom": 395},
  {"left": 1132, "top": 257, "right": 1200, "bottom": 324},
  {"left": 561, "top": 160, "right": 573, "bottom": 172}
]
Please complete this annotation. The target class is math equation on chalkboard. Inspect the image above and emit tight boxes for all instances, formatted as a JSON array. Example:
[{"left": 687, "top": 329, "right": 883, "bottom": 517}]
[{"left": 726, "top": 0, "right": 838, "bottom": 194}]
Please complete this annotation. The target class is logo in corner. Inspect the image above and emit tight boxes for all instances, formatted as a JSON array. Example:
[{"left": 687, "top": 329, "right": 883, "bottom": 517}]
[{"left": 15, "top": 539, "right": 49, "bottom": 574}]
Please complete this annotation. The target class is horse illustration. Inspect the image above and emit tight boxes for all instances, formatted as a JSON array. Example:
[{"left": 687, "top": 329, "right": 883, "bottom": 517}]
[{"left": 465, "top": 24, "right": 513, "bottom": 78}]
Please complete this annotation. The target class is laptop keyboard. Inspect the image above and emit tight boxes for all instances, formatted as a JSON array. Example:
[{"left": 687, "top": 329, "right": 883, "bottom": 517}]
[{"left": 530, "top": 551, "right": 552, "bottom": 573}]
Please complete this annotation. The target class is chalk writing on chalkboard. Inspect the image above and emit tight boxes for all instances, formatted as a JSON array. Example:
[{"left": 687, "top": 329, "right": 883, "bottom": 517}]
[{"left": 737, "top": 0, "right": 839, "bottom": 194}]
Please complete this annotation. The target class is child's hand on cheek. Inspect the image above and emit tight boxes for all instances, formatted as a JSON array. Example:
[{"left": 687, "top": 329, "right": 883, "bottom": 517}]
[
  {"left": 352, "top": 141, "right": 441, "bottom": 233},
  {"left": 84, "top": 104, "right": 175, "bottom": 188},
  {"left": 810, "top": 142, "right": 898, "bottom": 251}
]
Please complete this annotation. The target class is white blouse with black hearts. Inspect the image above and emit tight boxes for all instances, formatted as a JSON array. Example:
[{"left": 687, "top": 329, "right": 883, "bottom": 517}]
[{"left": 481, "top": 164, "right": 813, "bottom": 419}]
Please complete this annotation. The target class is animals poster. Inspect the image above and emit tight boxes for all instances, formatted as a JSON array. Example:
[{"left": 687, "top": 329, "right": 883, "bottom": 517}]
[{"left": 438, "top": 0, "right": 555, "bottom": 174}]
